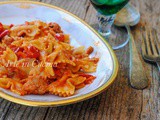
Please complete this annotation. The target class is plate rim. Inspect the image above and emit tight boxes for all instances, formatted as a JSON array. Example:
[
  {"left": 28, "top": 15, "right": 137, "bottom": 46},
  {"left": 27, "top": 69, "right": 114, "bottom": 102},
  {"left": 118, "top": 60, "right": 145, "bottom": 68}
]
[{"left": 0, "top": 1, "right": 119, "bottom": 107}]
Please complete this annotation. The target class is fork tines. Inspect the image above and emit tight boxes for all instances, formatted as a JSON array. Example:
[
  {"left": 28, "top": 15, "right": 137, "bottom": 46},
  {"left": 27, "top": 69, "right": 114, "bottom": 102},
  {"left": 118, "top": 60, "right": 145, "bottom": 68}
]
[{"left": 142, "top": 27, "right": 160, "bottom": 57}]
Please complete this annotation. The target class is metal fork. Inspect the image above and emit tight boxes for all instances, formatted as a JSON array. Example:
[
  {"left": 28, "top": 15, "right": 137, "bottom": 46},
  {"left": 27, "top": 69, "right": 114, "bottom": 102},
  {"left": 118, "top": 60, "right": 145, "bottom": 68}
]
[{"left": 142, "top": 28, "right": 160, "bottom": 74}]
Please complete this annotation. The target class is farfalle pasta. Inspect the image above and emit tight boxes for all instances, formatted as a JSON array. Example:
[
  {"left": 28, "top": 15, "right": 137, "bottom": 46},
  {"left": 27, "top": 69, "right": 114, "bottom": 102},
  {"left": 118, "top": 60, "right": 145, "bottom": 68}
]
[{"left": 0, "top": 20, "right": 99, "bottom": 97}]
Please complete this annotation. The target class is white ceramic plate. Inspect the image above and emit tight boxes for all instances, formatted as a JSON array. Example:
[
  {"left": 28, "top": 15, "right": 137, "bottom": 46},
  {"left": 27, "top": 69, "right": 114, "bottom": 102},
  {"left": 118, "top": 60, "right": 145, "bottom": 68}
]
[{"left": 0, "top": 1, "right": 118, "bottom": 107}]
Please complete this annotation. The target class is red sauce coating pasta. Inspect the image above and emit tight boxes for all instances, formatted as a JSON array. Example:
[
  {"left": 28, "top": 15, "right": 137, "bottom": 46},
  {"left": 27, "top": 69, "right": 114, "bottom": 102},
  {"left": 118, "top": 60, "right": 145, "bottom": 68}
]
[{"left": 0, "top": 21, "right": 99, "bottom": 97}]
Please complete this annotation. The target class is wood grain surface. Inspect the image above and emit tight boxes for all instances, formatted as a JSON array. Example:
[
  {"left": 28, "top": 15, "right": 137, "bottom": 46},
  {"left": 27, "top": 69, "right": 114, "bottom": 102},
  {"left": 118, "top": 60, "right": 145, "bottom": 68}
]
[{"left": 0, "top": 0, "right": 159, "bottom": 120}]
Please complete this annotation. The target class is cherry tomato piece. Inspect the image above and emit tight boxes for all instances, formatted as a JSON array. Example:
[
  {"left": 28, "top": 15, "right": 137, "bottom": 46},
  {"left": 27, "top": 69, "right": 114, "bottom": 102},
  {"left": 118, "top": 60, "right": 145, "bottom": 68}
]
[
  {"left": 55, "top": 33, "right": 64, "bottom": 42},
  {"left": 17, "top": 51, "right": 27, "bottom": 58},
  {"left": 9, "top": 24, "right": 14, "bottom": 28},
  {"left": 25, "top": 21, "right": 29, "bottom": 25},
  {"left": 25, "top": 46, "right": 40, "bottom": 58},
  {"left": 0, "top": 30, "right": 9, "bottom": 39},
  {"left": 0, "top": 23, "right": 4, "bottom": 33},
  {"left": 9, "top": 45, "right": 20, "bottom": 52},
  {"left": 9, "top": 45, "right": 25, "bottom": 59}
]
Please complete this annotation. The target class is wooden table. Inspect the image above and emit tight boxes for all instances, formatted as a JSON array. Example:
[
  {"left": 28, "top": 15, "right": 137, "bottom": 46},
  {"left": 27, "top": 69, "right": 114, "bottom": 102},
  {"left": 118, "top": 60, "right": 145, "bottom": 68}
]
[{"left": 0, "top": 0, "right": 159, "bottom": 120}]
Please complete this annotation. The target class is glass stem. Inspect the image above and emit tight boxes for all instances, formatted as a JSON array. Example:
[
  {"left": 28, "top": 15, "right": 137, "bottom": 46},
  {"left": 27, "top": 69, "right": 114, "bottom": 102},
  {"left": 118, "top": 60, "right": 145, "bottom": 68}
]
[{"left": 97, "top": 12, "right": 116, "bottom": 37}]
